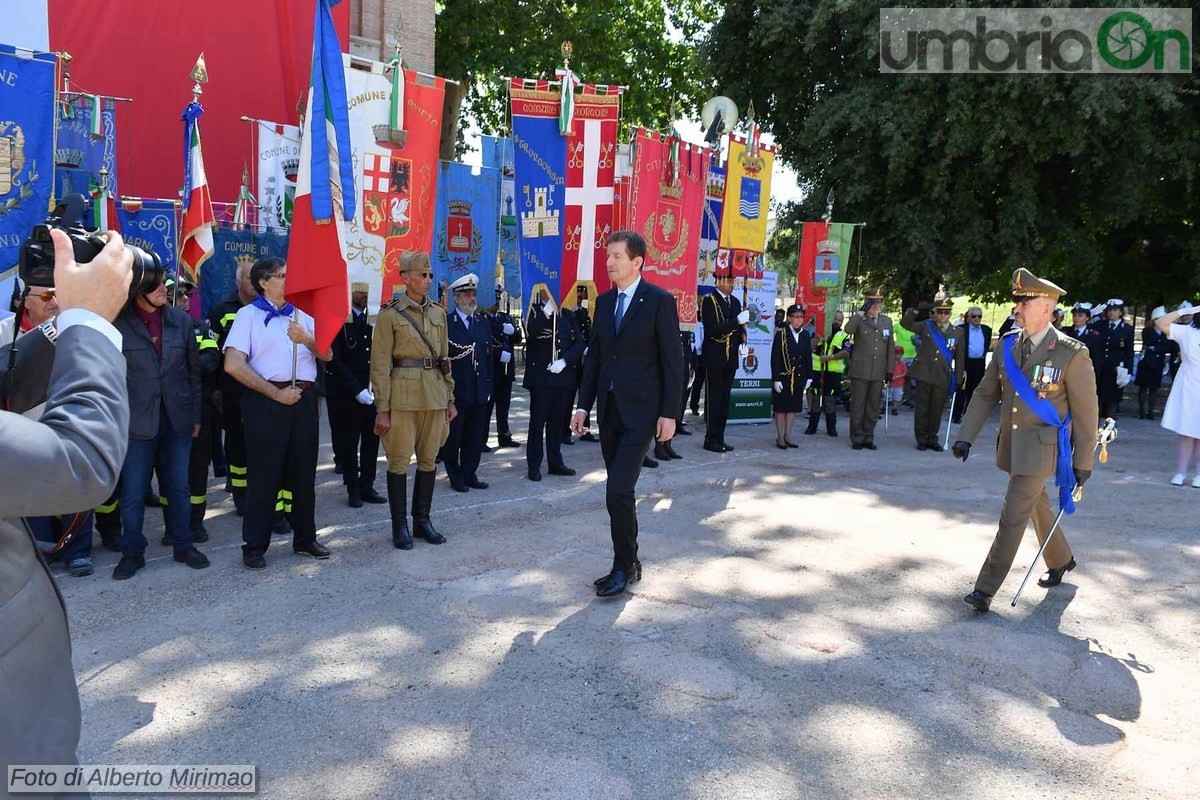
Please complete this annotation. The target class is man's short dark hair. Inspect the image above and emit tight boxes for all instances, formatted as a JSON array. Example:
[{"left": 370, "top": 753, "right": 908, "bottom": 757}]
[
  {"left": 608, "top": 230, "right": 646, "bottom": 265},
  {"left": 250, "top": 257, "right": 286, "bottom": 295}
]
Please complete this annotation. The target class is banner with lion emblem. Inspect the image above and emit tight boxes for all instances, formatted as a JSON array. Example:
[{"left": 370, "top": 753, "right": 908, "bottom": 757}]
[{"left": 0, "top": 46, "right": 56, "bottom": 278}]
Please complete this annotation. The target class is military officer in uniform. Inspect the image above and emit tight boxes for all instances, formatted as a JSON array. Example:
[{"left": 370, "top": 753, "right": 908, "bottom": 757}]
[
  {"left": 328, "top": 282, "right": 385, "bottom": 508},
  {"left": 953, "top": 269, "right": 1099, "bottom": 612},
  {"left": 1094, "top": 297, "right": 1135, "bottom": 418},
  {"left": 806, "top": 311, "right": 849, "bottom": 437},
  {"left": 439, "top": 273, "right": 494, "bottom": 492},
  {"left": 901, "top": 295, "right": 966, "bottom": 451},
  {"left": 844, "top": 288, "right": 897, "bottom": 450},
  {"left": 487, "top": 288, "right": 522, "bottom": 449},
  {"left": 699, "top": 273, "right": 749, "bottom": 453},
  {"left": 371, "top": 252, "right": 456, "bottom": 550},
  {"left": 524, "top": 290, "right": 585, "bottom": 480}
]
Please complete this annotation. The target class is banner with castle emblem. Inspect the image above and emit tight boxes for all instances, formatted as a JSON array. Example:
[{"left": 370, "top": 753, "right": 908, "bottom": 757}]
[
  {"left": 719, "top": 135, "right": 774, "bottom": 252},
  {"left": 698, "top": 162, "right": 725, "bottom": 290},
  {"left": 510, "top": 78, "right": 566, "bottom": 309},
  {"left": 626, "top": 127, "right": 709, "bottom": 328},
  {"left": 0, "top": 46, "right": 56, "bottom": 277},
  {"left": 342, "top": 56, "right": 444, "bottom": 308},
  {"left": 797, "top": 220, "right": 856, "bottom": 337},
  {"left": 256, "top": 120, "right": 300, "bottom": 232},
  {"left": 200, "top": 225, "right": 289, "bottom": 317},
  {"left": 481, "top": 135, "right": 520, "bottom": 299},
  {"left": 432, "top": 161, "right": 500, "bottom": 301},
  {"left": 115, "top": 198, "right": 179, "bottom": 278},
  {"left": 54, "top": 94, "right": 118, "bottom": 205}
]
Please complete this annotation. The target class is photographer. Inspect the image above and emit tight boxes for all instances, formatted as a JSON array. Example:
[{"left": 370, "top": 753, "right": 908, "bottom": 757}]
[{"left": 1, "top": 228, "right": 133, "bottom": 776}]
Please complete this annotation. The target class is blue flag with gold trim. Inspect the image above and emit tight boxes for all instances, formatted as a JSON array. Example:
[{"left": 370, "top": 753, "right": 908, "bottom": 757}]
[{"left": 0, "top": 46, "right": 56, "bottom": 278}]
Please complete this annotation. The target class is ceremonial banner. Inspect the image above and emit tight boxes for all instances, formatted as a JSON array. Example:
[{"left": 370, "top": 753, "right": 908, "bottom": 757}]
[
  {"left": 626, "top": 127, "right": 709, "bottom": 328},
  {"left": 54, "top": 94, "right": 118, "bottom": 206},
  {"left": 202, "top": 225, "right": 289, "bottom": 317},
  {"left": 432, "top": 161, "right": 501, "bottom": 301},
  {"left": 481, "top": 135, "right": 520, "bottom": 298},
  {"left": 561, "top": 84, "right": 619, "bottom": 301},
  {"left": 344, "top": 57, "right": 445, "bottom": 306},
  {"left": 730, "top": 267, "right": 776, "bottom": 423},
  {"left": 698, "top": 163, "right": 725, "bottom": 289},
  {"left": 0, "top": 47, "right": 55, "bottom": 280},
  {"left": 115, "top": 198, "right": 179, "bottom": 277},
  {"left": 719, "top": 135, "right": 774, "bottom": 252},
  {"left": 257, "top": 121, "right": 300, "bottom": 232},
  {"left": 797, "top": 221, "right": 856, "bottom": 337},
  {"left": 179, "top": 101, "right": 216, "bottom": 285},
  {"left": 510, "top": 78, "right": 566, "bottom": 309}
]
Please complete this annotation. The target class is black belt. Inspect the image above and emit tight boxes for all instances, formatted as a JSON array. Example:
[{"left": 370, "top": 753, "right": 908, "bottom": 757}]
[
  {"left": 267, "top": 380, "right": 315, "bottom": 390},
  {"left": 393, "top": 357, "right": 435, "bottom": 369}
]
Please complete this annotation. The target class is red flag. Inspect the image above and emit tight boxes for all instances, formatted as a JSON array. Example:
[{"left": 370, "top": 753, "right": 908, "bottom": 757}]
[{"left": 797, "top": 221, "right": 830, "bottom": 335}]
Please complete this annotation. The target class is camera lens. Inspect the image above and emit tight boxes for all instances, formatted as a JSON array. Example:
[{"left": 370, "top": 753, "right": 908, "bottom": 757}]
[{"left": 128, "top": 246, "right": 164, "bottom": 295}]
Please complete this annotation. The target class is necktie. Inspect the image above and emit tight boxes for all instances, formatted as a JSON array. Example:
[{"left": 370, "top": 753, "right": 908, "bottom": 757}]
[
  {"left": 1021, "top": 336, "right": 1032, "bottom": 366},
  {"left": 464, "top": 314, "right": 471, "bottom": 331},
  {"left": 615, "top": 291, "right": 627, "bottom": 329}
]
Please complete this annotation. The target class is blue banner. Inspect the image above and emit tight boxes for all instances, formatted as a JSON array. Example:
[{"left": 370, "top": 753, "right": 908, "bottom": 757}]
[
  {"left": 116, "top": 199, "right": 178, "bottom": 277},
  {"left": 432, "top": 161, "right": 500, "bottom": 304},
  {"left": 482, "top": 135, "right": 521, "bottom": 300},
  {"left": 55, "top": 97, "right": 118, "bottom": 204},
  {"left": 0, "top": 46, "right": 56, "bottom": 278},
  {"left": 201, "top": 226, "right": 289, "bottom": 318},
  {"left": 511, "top": 113, "right": 566, "bottom": 310},
  {"left": 698, "top": 163, "right": 725, "bottom": 289}
]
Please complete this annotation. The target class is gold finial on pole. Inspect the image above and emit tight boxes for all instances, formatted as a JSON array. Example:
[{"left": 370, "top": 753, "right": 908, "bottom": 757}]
[
  {"left": 746, "top": 99, "right": 756, "bottom": 122},
  {"left": 561, "top": 40, "right": 573, "bottom": 68},
  {"left": 190, "top": 53, "right": 208, "bottom": 103}
]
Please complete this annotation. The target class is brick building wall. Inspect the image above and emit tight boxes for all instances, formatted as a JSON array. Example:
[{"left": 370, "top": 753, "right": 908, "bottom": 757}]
[{"left": 349, "top": 0, "right": 436, "bottom": 74}]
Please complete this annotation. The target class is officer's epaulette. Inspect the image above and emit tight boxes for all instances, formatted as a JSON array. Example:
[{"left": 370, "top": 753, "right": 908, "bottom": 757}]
[
  {"left": 1056, "top": 331, "right": 1085, "bottom": 352},
  {"left": 379, "top": 297, "right": 402, "bottom": 313}
]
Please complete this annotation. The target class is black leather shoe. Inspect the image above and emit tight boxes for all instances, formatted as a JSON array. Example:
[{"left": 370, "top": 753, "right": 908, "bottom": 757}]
[
  {"left": 579, "top": 432, "right": 600, "bottom": 443},
  {"left": 593, "top": 559, "right": 641, "bottom": 586},
  {"left": 703, "top": 443, "right": 725, "bottom": 454},
  {"left": 528, "top": 469, "right": 542, "bottom": 481},
  {"left": 480, "top": 444, "right": 495, "bottom": 453},
  {"left": 827, "top": 429, "right": 838, "bottom": 437},
  {"left": 243, "top": 553, "right": 266, "bottom": 571},
  {"left": 334, "top": 464, "right": 343, "bottom": 475},
  {"left": 720, "top": 442, "right": 735, "bottom": 452},
  {"left": 852, "top": 442, "right": 864, "bottom": 450},
  {"left": 360, "top": 485, "right": 387, "bottom": 504},
  {"left": 450, "top": 481, "right": 470, "bottom": 493},
  {"left": 191, "top": 525, "right": 209, "bottom": 543},
  {"left": 548, "top": 465, "right": 576, "bottom": 476},
  {"left": 917, "top": 443, "right": 928, "bottom": 451},
  {"left": 173, "top": 547, "right": 210, "bottom": 569},
  {"left": 466, "top": 478, "right": 489, "bottom": 490},
  {"left": 864, "top": 443, "right": 878, "bottom": 450},
  {"left": 294, "top": 541, "right": 331, "bottom": 559},
  {"left": 562, "top": 435, "right": 575, "bottom": 446},
  {"left": 964, "top": 590, "right": 992, "bottom": 612},
  {"left": 804, "top": 424, "right": 818, "bottom": 436},
  {"left": 498, "top": 436, "right": 521, "bottom": 448},
  {"left": 1038, "top": 557, "right": 1077, "bottom": 587},
  {"left": 597, "top": 568, "right": 630, "bottom": 597},
  {"left": 643, "top": 456, "right": 659, "bottom": 468},
  {"left": 928, "top": 443, "right": 944, "bottom": 452},
  {"left": 675, "top": 425, "right": 693, "bottom": 436},
  {"left": 112, "top": 554, "right": 145, "bottom": 580},
  {"left": 664, "top": 441, "right": 683, "bottom": 459},
  {"left": 654, "top": 441, "right": 671, "bottom": 461},
  {"left": 347, "top": 485, "right": 364, "bottom": 508}
]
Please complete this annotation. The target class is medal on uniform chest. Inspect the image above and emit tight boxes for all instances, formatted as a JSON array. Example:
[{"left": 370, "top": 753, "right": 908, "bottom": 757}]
[{"left": 1031, "top": 361, "right": 1061, "bottom": 398}]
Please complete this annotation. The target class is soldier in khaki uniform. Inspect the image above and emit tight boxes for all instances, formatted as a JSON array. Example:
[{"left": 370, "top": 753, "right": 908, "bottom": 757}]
[
  {"left": 952, "top": 269, "right": 1099, "bottom": 612},
  {"left": 843, "top": 288, "right": 897, "bottom": 450},
  {"left": 901, "top": 295, "right": 966, "bottom": 452},
  {"left": 371, "top": 252, "right": 458, "bottom": 550}
]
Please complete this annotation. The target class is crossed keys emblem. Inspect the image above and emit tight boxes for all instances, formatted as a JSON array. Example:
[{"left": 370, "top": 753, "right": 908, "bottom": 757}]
[
  {"left": 568, "top": 141, "right": 585, "bottom": 169},
  {"left": 597, "top": 143, "right": 615, "bottom": 170},
  {"left": 593, "top": 223, "right": 611, "bottom": 249},
  {"left": 564, "top": 224, "right": 582, "bottom": 251}
]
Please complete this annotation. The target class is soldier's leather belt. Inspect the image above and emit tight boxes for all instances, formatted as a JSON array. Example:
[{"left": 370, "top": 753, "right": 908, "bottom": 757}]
[
  {"left": 393, "top": 357, "right": 435, "bottom": 369},
  {"left": 268, "top": 380, "right": 315, "bottom": 390}
]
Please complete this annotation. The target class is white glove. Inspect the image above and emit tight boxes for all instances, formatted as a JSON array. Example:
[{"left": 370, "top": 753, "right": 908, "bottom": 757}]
[
  {"left": 737, "top": 310, "right": 751, "bottom": 325},
  {"left": 541, "top": 302, "right": 554, "bottom": 319},
  {"left": 583, "top": 347, "right": 589, "bottom": 357},
  {"left": 502, "top": 322, "right": 515, "bottom": 336},
  {"left": 1115, "top": 365, "right": 1131, "bottom": 387},
  {"left": 500, "top": 351, "right": 512, "bottom": 364},
  {"left": 738, "top": 344, "right": 748, "bottom": 358},
  {"left": 547, "top": 359, "right": 566, "bottom": 374},
  {"left": 355, "top": 388, "right": 375, "bottom": 406},
  {"left": 773, "top": 381, "right": 783, "bottom": 393},
  {"left": 580, "top": 299, "right": 589, "bottom": 310}
]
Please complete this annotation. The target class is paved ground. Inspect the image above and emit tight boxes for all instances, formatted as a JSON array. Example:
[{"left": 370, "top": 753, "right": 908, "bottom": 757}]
[{"left": 57, "top": 391, "right": 1199, "bottom": 800}]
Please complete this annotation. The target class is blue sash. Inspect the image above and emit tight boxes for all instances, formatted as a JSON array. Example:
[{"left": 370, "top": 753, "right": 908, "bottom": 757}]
[
  {"left": 925, "top": 321, "right": 957, "bottom": 396},
  {"left": 1001, "top": 335, "right": 1075, "bottom": 514}
]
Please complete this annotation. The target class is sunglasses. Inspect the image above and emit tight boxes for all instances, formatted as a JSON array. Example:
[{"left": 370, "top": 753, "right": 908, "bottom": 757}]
[
  {"left": 31, "top": 289, "right": 55, "bottom": 302},
  {"left": 269, "top": 272, "right": 287, "bottom": 280},
  {"left": 968, "top": 314, "right": 981, "bottom": 318},
  {"left": 935, "top": 309, "right": 951, "bottom": 314}
]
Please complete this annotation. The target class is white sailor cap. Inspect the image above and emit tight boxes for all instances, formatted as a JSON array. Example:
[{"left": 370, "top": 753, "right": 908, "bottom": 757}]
[
  {"left": 1090, "top": 301, "right": 1108, "bottom": 317},
  {"left": 1071, "top": 302, "right": 1092, "bottom": 314},
  {"left": 1179, "top": 300, "right": 1194, "bottom": 313},
  {"left": 1151, "top": 305, "right": 1167, "bottom": 321},
  {"left": 449, "top": 273, "right": 479, "bottom": 293},
  {"left": 1106, "top": 297, "right": 1125, "bottom": 308}
]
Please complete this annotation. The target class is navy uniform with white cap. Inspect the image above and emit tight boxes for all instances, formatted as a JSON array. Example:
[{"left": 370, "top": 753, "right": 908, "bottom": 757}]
[
  {"left": 1094, "top": 297, "right": 1135, "bottom": 418},
  {"left": 953, "top": 268, "right": 1098, "bottom": 612},
  {"left": 524, "top": 290, "right": 584, "bottom": 480},
  {"left": 439, "top": 273, "right": 495, "bottom": 492},
  {"left": 1064, "top": 302, "right": 1103, "bottom": 361}
]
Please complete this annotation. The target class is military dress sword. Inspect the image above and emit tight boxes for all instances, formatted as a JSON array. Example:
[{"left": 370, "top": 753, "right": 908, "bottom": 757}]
[{"left": 1011, "top": 417, "right": 1118, "bottom": 607}]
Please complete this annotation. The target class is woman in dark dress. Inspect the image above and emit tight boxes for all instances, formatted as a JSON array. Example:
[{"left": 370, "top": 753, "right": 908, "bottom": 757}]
[
  {"left": 771, "top": 303, "right": 812, "bottom": 448},
  {"left": 1136, "top": 306, "right": 1178, "bottom": 419}
]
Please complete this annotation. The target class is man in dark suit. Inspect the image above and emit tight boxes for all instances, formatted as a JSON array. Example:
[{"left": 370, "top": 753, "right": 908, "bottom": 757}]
[
  {"left": 699, "top": 273, "right": 749, "bottom": 452},
  {"left": 524, "top": 290, "right": 584, "bottom": 480},
  {"left": 955, "top": 305, "right": 993, "bottom": 423},
  {"left": 327, "top": 282, "right": 385, "bottom": 507},
  {"left": 440, "top": 273, "right": 494, "bottom": 492},
  {"left": 572, "top": 231, "right": 685, "bottom": 598}
]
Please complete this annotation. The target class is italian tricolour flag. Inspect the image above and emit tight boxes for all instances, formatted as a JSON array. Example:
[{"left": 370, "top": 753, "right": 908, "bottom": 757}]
[
  {"left": 180, "top": 102, "right": 215, "bottom": 286},
  {"left": 285, "top": 0, "right": 357, "bottom": 356}
]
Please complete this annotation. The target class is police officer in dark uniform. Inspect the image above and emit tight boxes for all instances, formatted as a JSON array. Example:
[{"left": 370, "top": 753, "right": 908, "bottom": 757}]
[
  {"left": 487, "top": 287, "right": 521, "bottom": 449},
  {"left": 1063, "top": 302, "right": 1103, "bottom": 363},
  {"left": 1094, "top": 297, "right": 1135, "bottom": 418},
  {"left": 524, "top": 290, "right": 585, "bottom": 480},
  {"left": 440, "top": 273, "right": 494, "bottom": 492},
  {"left": 327, "top": 281, "right": 385, "bottom": 508}
]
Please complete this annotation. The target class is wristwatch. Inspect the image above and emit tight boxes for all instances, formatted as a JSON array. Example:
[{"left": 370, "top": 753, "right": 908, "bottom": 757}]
[{"left": 37, "top": 317, "right": 58, "bottom": 345}]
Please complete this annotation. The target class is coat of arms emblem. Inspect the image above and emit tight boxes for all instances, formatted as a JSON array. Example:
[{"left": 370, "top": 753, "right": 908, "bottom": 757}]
[{"left": 363, "top": 152, "right": 412, "bottom": 237}]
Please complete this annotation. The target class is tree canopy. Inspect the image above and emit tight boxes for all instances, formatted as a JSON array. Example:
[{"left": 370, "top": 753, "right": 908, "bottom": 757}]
[
  {"left": 435, "top": 0, "right": 720, "bottom": 159},
  {"left": 707, "top": 1, "right": 1200, "bottom": 307}
]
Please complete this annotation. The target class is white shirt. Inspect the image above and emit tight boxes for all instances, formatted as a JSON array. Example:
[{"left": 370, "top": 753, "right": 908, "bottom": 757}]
[
  {"left": 615, "top": 276, "right": 642, "bottom": 322},
  {"left": 223, "top": 300, "right": 318, "bottom": 382}
]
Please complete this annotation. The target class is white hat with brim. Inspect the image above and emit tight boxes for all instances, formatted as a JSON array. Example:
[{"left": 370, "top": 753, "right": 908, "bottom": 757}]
[{"left": 449, "top": 273, "right": 479, "bottom": 293}]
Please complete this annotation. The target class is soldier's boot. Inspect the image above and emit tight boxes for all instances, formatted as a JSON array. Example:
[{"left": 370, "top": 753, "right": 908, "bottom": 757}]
[
  {"left": 412, "top": 469, "right": 446, "bottom": 545},
  {"left": 825, "top": 413, "right": 838, "bottom": 437},
  {"left": 387, "top": 471, "right": 413, "bottom": 550},
  {"left": 804, "top": 411, "right": 819, "bottom": 435}
]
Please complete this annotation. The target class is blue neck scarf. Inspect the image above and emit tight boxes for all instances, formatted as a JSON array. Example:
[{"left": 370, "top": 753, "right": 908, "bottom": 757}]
[
  {"left": 253, "top": 294, "right": 295, "bottom": 326},
  {"left": 925, "top": 320, "right": 957, "bottom": 396},
  {"left": 1001, "top": 335, "right": 1075, "bottom": 515}
]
